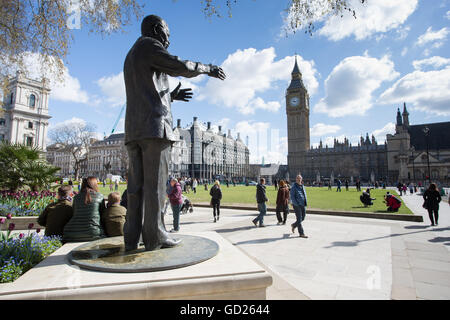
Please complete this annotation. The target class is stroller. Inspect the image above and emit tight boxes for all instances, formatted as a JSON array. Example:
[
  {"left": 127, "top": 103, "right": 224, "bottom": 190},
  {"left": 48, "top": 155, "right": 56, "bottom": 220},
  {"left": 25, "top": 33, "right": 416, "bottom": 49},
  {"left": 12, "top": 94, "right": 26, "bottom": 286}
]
[
  {"left": 180, "top": 195, "right": 194, "bottom": 214},
  {"left": 163, "top": 195, "right": 194, "bottom": 215}
]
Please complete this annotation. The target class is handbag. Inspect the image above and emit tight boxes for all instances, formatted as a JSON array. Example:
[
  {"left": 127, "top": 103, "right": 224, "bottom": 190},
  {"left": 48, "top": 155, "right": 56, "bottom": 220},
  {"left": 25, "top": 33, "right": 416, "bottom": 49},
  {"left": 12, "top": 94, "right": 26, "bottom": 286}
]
[{"left": 422, "top": 201, "right": 428, "bottom": 209}]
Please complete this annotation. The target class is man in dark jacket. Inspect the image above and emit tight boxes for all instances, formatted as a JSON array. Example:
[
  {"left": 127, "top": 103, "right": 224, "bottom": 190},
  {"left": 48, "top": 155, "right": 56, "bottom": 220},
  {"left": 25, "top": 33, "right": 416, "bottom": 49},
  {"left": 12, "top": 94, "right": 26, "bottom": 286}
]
[
  {"left": 38, "top": 185, "right": 73, "bottom": 237},
  {"left": 253, "top": 178, "right": 268, "bottom": 227},
  {"left": 290, "top": 175, "right": 308, "bottom": 238},
  {"left": 123, "top": 15, "right": 226, "bottom": 251}
]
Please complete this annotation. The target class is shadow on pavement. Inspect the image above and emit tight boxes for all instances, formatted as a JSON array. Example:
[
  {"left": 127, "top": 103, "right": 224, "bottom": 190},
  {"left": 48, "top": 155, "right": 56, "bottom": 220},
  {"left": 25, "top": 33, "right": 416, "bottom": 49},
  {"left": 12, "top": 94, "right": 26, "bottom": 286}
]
[
  {"left": 233, "top": 233, "right": 293, "bottom": 246},
  {"left": 428, "top": 237, "right": 450, "bottom": 243},
  {"left": 323, "top": 226, "right": 450, "bottom": 249}
]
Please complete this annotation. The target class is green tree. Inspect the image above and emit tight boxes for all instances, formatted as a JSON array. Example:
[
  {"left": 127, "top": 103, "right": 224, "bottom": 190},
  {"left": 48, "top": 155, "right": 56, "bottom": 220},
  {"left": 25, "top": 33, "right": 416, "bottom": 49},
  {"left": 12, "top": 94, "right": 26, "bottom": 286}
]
[{"left": 0, "top": 142, "right": 60, "bottom": 191}]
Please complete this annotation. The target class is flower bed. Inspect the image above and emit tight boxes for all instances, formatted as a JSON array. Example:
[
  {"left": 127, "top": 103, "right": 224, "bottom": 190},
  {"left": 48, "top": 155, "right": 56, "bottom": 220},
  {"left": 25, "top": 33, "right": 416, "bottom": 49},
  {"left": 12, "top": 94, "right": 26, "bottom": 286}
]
[
  {"left": 0, "top": 231, "right": 62, "bottom": 283},
  {"left": 0, "top": 190, "right": 57, "bottom": 217}
]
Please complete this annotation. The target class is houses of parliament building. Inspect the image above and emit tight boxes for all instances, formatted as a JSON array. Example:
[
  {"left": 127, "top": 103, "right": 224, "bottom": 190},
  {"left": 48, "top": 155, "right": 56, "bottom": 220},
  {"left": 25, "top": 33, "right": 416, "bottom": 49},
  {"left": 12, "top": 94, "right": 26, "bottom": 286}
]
[{"left": 286, "top": 58, "right": 450, "bottom": 184}]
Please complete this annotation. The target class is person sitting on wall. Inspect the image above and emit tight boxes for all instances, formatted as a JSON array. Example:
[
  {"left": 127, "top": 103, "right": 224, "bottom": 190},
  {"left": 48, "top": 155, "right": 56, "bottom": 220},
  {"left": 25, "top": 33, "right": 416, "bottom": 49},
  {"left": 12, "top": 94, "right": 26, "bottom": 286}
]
[
  {"left": 104, "top": 192, "right": 127, "bottom": 237},
  {"left": 384, "top": 192, "right": 402, "bottom": 212},
  {"left": 63, "top": 177, "right": 106, "bottom": 243},
  {"left": 360, "top": 188, "right": 375, "bottom": 207},
  {"left": 38, "top": 185, "right": 74, "bottom": 238}
]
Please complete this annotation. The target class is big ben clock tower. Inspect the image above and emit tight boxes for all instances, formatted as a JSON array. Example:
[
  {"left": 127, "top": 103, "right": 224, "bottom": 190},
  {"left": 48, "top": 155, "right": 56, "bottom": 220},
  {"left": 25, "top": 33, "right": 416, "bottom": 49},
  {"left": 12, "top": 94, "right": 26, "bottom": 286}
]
[{"left": 286, "top": 56, "right": 310, "bottom": 180}]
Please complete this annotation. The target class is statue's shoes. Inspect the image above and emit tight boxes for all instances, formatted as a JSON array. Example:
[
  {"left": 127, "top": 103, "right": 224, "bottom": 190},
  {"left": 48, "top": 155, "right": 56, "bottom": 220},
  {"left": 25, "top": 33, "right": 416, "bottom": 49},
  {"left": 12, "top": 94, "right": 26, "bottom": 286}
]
[{"left": 161, "top": 238, "right": 182, "bottom": 248}]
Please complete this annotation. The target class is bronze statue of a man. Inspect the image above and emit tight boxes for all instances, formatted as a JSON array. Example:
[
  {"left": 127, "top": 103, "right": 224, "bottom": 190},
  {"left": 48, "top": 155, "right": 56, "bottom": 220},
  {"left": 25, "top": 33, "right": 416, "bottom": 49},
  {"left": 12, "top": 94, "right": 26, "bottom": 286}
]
[{"left": 123, "top": 15, "right": 226, "bottom": 251}]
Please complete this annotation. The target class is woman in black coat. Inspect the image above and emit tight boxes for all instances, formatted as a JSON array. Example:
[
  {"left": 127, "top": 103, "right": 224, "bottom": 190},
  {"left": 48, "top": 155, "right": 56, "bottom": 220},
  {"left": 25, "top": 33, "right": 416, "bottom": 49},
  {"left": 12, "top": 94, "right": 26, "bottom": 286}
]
[
  {"left": 423, "top": 183, "right": 442, "bottom": 226},
  {"left": 210, "top": 180, "right": 222, "bottom": 222}
]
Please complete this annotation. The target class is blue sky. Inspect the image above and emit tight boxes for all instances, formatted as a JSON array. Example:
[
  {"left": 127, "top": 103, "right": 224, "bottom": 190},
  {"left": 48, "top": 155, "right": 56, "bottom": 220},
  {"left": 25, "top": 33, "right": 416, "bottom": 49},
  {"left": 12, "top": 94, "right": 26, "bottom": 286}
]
[{"left": 40, "top": 0, "right": 449, "bottom": 164}]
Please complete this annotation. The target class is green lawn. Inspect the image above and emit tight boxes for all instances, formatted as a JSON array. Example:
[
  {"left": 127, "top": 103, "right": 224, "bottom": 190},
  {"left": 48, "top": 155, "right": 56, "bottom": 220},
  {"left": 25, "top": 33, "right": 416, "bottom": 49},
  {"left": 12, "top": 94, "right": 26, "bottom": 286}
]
[
  {"left": 186, "top": 185, "right": 413, "bottom": 215},
  {"left": 94, "top": 184, "right": 413, "bottom": 215}
]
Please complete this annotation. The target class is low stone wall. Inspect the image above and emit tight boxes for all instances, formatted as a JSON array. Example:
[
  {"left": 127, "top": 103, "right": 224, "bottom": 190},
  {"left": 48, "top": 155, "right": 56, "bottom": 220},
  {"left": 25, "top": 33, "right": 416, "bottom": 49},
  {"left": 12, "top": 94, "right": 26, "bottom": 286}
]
[{"left": 0, "top": 216, "right": 42, "bottom": 231}]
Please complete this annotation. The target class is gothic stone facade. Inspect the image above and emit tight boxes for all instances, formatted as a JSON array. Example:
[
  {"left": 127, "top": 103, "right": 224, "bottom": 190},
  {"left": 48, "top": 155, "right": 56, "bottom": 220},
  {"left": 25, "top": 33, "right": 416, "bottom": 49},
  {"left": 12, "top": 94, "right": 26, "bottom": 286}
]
[
  {"left": 286, "top": 58, "right": 449, "bottom": 184},
  {"left": 286, "top": 58, "right": 387, "bottom": 183}
]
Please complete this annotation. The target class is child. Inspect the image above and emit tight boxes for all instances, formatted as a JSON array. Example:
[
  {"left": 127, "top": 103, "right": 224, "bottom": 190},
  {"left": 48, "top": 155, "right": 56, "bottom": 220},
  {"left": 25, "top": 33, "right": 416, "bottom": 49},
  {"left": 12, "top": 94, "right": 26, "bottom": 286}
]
[{"left": 104, "top": 192, "right": 127, "bottom": 237}]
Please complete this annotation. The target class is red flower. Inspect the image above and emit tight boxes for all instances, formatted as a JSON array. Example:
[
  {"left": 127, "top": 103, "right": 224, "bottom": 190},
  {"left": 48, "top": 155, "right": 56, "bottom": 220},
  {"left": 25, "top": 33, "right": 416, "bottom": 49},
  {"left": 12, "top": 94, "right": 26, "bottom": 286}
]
[
  {"left": 36, "top": 228, "right": 41, "bottom": 234},
  {"left": 6, "top": 214, "right": 12, "bottom": 219},
  {"left": 19, "top": 233, "right": 24, "bottom": 239},
  {"left": 0, "top": 217, "right": 5, "bottom": 224},
  {"left": 8, "top": 223, "right": 15, "bottom": 231},
  {"left": 28, "top": 223, "right": 34, "bottom": 229}
]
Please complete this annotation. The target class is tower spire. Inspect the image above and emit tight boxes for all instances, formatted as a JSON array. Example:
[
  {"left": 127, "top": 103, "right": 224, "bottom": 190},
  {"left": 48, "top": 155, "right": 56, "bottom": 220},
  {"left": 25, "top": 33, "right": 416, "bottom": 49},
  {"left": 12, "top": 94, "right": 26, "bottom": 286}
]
[{"left": 402, "top": 102, "right": 409, "bottom": 127}]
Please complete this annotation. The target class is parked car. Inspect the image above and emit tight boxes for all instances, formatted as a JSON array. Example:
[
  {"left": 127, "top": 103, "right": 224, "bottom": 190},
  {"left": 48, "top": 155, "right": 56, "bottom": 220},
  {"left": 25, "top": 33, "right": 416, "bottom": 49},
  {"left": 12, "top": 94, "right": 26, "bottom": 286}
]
[{"left": 247, "top": 181, "right": 258, "bottom": 186}]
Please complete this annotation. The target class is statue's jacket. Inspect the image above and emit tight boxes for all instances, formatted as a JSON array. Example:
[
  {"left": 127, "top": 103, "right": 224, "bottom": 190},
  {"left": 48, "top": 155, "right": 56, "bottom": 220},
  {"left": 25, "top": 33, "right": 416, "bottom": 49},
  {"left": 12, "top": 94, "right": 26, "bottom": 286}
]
[{"left": 124, "top": 36, "right": 210, "bottom": 144}]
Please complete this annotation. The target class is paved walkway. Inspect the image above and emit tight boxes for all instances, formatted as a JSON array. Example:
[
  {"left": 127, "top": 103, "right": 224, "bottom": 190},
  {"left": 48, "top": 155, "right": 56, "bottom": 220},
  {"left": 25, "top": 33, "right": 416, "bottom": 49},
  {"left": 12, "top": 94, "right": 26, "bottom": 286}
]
[
  {"left": 166, "top": 190, "right": 450, "bottom": 300},
  {"left": 9, "top": 191, "right": 450, "bottom": 300}
]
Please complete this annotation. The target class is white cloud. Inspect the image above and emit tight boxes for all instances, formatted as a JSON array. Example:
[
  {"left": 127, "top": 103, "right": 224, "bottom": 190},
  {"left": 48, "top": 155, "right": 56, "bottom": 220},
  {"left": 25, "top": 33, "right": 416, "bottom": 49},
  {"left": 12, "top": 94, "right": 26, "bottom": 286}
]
[
  {"left": 310, "top": 123, "right": 341, "bottom": 137},
  {"left": 416, "top": 27, "right": 449, "bottom": 46},
  {"left": 371, "top": 122, "right": 395, "bottom": 143},
  {"left": 413, "top": 56, "right": 450, "bottom": 70},
  {"left": 317, "top": 0, "right": 418, "bottom": 41},
  {"left": 233, "top": 120, "right": 287, "bottom": 164},
  {"left": 314, "top": 54, "right": 399, "bottom": 117},
  {"left": 96, "top": 72, "right": 125, "bottom": 107},
  {"left": 379, "top": 66, "right": 450, "bottom": 116},
  {"left": 15, "top": 52, "right": 89, "bottom": 104},
  {"left": 401, "top": 47, "right": 408, "bottom": 57},
  {"left": 446, "top": 10, "right": 450, "bottom": 20},
  {"left": 197, "top": 48, "right": 318, "bottom": 115}
]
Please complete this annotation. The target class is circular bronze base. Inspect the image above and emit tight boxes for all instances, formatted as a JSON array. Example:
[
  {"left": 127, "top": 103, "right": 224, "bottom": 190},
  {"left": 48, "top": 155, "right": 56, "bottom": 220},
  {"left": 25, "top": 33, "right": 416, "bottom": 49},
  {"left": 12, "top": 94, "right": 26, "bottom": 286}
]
[{"left": 67, "top": 235, "right": 219, "bottom": 273}]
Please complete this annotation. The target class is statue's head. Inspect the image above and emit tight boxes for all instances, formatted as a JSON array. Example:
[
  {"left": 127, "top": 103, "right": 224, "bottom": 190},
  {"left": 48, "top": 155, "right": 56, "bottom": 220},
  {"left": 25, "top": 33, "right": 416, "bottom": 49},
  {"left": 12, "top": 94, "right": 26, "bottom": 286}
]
[{"left": 141, "top": 15, "right": 170, "bottom": 49}]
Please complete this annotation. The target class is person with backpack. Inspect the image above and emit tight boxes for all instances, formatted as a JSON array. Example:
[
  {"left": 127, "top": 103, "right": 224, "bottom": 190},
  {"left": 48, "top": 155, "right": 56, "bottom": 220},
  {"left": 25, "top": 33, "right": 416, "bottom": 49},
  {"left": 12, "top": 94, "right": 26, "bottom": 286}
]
[{"left": 384, "top": 192, "right": 401, "bottom": 212}]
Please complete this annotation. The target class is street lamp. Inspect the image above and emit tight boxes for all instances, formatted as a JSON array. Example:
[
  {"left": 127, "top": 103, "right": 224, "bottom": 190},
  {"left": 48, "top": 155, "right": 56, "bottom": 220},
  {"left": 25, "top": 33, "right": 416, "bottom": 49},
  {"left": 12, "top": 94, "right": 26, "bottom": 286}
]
[
  {"left": 423, "top": 126, "right": 431, "bottom": 185},
  {"left": 410, "top": 146, "right": 415, "bottom": 183}
]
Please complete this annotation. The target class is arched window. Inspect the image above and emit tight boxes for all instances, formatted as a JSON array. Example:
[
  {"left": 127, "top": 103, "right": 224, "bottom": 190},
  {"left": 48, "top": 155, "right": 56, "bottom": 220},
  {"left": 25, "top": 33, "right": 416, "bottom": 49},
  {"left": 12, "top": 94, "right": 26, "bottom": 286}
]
[
  {"left": 10, "top": 93, "right": 14, "bottom": 104},
  {"left": 29, "top": 94, "right": 36, "bottom": 107}
]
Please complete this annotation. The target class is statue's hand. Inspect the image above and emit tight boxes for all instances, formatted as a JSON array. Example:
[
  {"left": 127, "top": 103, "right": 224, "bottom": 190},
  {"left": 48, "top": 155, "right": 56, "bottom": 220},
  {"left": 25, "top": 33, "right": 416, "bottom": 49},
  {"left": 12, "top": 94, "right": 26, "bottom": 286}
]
[
  {"left": 171, "top": 82, "right": 193, "bottom": 102},
  {"left": 208, "top": 65, "right": 226, "bottom": 80}
]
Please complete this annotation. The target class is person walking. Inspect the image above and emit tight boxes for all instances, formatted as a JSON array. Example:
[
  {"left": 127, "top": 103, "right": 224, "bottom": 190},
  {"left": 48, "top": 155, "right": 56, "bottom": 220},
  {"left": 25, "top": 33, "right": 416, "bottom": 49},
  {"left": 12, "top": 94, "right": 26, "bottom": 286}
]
[
  {"left": 168, "top": 178, "right": 183, "bottom": 232},
  {"left": 252, "top": 178, "right": 268, "bottom": 227},
  {"left": 423, "top": 183, "right": 442, "bottom": 226},
  {"left": 209, "top": 180, "right": 222, "bottom": 222},
  {"left": 336, "top": 179, "right": 342, "bottom": 192},
  {"left": 192, "top": 178, "right": 198, "bottom": 194},
  {"left": 290, "top": 174, "right": 308, "bottom": 238},
  {"left": 345, "top": 180, "right": 349, "bottom": 191},
  {"left": 276, "top": 180, "right": 290, "bottom": 225}
]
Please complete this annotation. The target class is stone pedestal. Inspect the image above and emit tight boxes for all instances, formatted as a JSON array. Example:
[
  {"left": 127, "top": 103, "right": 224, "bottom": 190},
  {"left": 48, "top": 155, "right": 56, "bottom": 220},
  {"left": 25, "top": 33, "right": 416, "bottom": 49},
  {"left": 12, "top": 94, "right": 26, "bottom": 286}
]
[{"left": 0, "top": 231, "right": 272, "bottom": 300}]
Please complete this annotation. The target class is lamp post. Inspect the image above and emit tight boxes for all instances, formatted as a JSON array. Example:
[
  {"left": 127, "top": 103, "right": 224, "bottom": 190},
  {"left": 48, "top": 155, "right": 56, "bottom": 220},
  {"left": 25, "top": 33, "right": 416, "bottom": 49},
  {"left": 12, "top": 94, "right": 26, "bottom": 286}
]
[
  {"left": 411, "top": 146, "right": 415, "bottom": 183},
  {"left": 423, "top": 126, "right": 431, "bottom": 185}
]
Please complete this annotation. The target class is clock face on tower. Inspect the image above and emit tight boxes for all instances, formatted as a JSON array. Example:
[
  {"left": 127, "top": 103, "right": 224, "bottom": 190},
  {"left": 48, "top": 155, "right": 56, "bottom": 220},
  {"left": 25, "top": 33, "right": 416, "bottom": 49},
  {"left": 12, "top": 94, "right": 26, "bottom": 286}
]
[{"left": 289, "top": 96, "right": 300, "bottom": 107}]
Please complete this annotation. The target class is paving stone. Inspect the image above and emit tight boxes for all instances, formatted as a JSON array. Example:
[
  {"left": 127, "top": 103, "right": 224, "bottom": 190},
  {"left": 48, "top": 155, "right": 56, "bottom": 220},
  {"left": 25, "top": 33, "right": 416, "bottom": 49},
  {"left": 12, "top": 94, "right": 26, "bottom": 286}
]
[
  {"left": 408, "top": 257, "right": 450, "bottom": 272},
  {"left": 392, "top": 267, "right": 415, "bottom": 288},
  {"left": 411, "top": 267, "right": 450, "bottom": 287},
  {"left": 391, "top": 285, "right": 417, "bottom": 300},
  {"left": 415, "top": 281, "right": 450, "bottom": 300}
]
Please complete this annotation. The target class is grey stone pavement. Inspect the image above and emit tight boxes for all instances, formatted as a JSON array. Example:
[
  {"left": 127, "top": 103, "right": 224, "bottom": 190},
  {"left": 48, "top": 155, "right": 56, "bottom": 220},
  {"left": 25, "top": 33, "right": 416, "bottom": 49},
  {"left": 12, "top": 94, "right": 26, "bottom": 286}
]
[
  {"left": 9, "top": 190, "right": 450, "bottom": 300},
  {"left": 164, "top": 189, "right": 450, "bottom": 300}
]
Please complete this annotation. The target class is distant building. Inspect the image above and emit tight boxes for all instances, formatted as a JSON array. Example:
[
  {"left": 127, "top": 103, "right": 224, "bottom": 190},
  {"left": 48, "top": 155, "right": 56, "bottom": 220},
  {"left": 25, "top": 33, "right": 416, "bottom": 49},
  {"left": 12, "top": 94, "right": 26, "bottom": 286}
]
[
  {"left": 0, "top": 71, "right": 51, "bottom": 150},
  {"left": 49, "top": 118, "right": 250, "bottom": 181},
  {"left": 387, "top": 105, "right": 450, "bottom": 184},
  {"left": 286, "top": 57, "right": 388, "bottom": 183},
  {"left": 285, "top": 57, "right": 449, "bottom": 185},
  {"left": 171, "top": 117, "right": 250, "bottom": 181}
]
